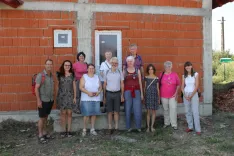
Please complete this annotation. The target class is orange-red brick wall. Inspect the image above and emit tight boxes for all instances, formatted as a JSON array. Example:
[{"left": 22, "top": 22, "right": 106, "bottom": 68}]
[
  {"left": 0, "top": 10, "right": 77, "bottom": 111},
  {"left": 95, "top": 13, "right": 203, "bottom": 102},
  {"left": 90, "top": 0, "right": 202, "bottom": 8}
]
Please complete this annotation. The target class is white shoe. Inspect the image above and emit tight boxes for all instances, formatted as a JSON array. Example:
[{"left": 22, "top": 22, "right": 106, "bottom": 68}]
[
  {"left": 127, "top": 128, "right": 132, "bottom": 132},
  {"left": 82, "top": 129, "right": 86, "bottom": 137},
  {"left": 90, "top": 129, "right": 97, "bottom": 136}
]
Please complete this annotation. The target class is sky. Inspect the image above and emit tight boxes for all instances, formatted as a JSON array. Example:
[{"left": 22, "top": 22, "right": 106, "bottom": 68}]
[{"left": 212, "top": 2, "right": 234, "bottom": 53}]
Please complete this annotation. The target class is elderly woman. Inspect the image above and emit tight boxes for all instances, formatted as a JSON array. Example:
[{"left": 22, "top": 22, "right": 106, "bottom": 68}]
[
  {"left": 80, "top": 64, "right": 102, "bottom": 136},
  {"left": 73, "top": 52, "right": 88, "bottom": 114},
  {"left": 124, "top": 56, "right": 143, "bottom": 132},
  {"left": 159, "top": 61, "right": 180, "bottom": 130}
]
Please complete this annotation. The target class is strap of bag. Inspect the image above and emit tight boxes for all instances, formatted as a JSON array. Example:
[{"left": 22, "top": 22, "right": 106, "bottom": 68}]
[
  {"left": 105, "top": 62, "right": 111, "bottom": 69},
  {"left": 147, "top": 77, "right": 156, "bottom": 90}
]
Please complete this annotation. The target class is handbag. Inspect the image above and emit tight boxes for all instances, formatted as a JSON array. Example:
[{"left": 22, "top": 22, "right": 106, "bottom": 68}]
[
  {"left": 1, "top": 0, "right": 24, "bottom": 8},
  {"left": 146, "top": 77, "right": 156, "bottom": 90}
]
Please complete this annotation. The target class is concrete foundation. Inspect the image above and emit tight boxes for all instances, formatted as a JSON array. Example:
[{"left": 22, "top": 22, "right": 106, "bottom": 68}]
[{"left": 0, "top": 103, "right": 212, "bottom": 132}]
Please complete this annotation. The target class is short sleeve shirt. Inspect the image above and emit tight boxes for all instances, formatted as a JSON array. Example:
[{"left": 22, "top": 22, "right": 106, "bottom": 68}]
[
  {"left": 123, "top": 55, "right": 143, "bottom": 69},
  {"left": 104, "top": 69, "right": 124, "bottom": 91},
  {"left": 73, "top": 62, "right": 88, "bottom": 80},
  {"left": 36, "top": 69, "right": 54, "bottom": 102},
  {"left": 159, "top": 72, "right": 180, "bottom": 98},
  {"left": 184, "top": 72, "right": 198, "bottom": 93},
  {"left": 99, "top": 60, "right": 111, "bottom": 82}
]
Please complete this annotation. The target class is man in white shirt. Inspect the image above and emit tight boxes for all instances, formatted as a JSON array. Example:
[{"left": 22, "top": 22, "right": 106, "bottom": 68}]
[{"left": 100, "top": 50, "right": 112, "bottom": 113}]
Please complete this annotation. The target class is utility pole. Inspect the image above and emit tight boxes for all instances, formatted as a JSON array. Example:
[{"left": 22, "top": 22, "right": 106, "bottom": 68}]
[{"left": 218, "top": 17, "right": 225, "bottom": 52}]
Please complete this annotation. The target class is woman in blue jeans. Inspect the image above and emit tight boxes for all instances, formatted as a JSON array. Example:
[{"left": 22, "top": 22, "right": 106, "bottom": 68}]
[{"left": 123, "top": 56, "right": 144, "bottom": 132}]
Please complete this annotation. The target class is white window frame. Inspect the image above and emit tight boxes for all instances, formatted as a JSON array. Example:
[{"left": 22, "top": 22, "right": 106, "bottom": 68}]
[{"left": 95, "top": 30, "right": 122, "bottom": 73}]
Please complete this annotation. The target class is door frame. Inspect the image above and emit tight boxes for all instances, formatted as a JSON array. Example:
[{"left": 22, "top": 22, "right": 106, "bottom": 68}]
[{"left": 95, "top": 30, "right": 122, "bottom": 73}]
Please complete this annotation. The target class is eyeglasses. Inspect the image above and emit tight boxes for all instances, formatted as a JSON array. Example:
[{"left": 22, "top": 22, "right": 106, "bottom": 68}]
[{"left": 112, "top": 62, "right": 118, "bottom": 65}]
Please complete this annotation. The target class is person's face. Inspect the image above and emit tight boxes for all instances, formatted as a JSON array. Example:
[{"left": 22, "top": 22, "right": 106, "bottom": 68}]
[
  {"left": 64, "top": 61, "right": 71, "bottom": 72},
  {"left": 45, "top": 60, "right": 53, "bottom": 71},
  {"left": 185, "top": 65, "right": 192, "bottom": 72},
  {"left": 127, "top": 59, "right": 134, "bottom": 67},
  {"left": 105, "top": 52, "right": 112, "bottom": 61},
  {"left": 111, "top": 60, "right": 118, "bottom": 69},
  {"left": 164, "top": 65, "right": 172, "bottom": 73},
  {"left": 148, "top": 66, "right": 154, "bottom": 75},
  {"left": 129, "top": 47, "right": 137, "bottom": 55},
  {"left": 79, "top": 55, "right": 85, "bottom": 62},
  {"left": 88, "top": 65, "right": 95, "bottom": 74}
]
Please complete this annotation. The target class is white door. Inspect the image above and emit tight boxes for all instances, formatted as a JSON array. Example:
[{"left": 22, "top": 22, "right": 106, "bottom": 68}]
[{"left": 95, "top": 31, "right": 122, "bottom": 74}]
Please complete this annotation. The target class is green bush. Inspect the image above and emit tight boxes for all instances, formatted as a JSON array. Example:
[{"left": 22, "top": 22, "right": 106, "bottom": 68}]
[{"left": 213, "top": 62, "right": 234, "bottom": 83}]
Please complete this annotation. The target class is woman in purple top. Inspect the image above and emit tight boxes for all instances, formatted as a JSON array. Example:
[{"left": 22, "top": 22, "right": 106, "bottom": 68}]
[{"left": 159, "top": 61, "right": 180, "bottom": 130}]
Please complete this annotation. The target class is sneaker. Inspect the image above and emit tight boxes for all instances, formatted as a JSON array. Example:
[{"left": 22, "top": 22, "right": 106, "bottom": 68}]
[
  {"left": 67, "top": 132, "right": 73, "bottom": 138},
  {"left": 127, "top": 128, "right": 132, "bottom": 132},
  {"left": 196, "top": 132, "right": 201, "bottom": 135},
  {"left": 82, "top": 129, "right": 86, "bottom": 137},
  {"left": 185, "top": 128, "right": 193, "bottom": 133},
  {"left": 137, "top": 129, "right": 141, "bottom": 132},
  {"left": 90, "top": 129, "right": 97, "bottom": 136}
]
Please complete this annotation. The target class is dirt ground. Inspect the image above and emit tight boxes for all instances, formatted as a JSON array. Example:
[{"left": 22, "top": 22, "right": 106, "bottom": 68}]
[{"left": 1, "top": 111, "right": 234, "bottom": 156}]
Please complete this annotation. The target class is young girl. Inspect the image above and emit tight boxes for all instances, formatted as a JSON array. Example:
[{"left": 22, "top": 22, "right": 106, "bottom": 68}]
[
  {"left": 181, "top": 61, "right": 201, "bottom": 135},
  {"left": 144, "top": 64, "right": 160, "bottom": 132},
  {"left": 57, "top": 60, "right": 76, "bottom": 137}
]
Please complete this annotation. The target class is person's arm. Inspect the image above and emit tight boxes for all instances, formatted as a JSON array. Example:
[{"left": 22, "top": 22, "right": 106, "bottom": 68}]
[
  {"left": 100, "top": 62, "right": 104, "bottom": 78},
  {"left": 35, "top": 74, "right": 42, "bottom": 108},
  {"left": 157, "top": 79, "right": 160, "bottom": 104},
  {"left": 103, "top": 81, "right": 107, "bottom": 103},
  {"left": 181, "top": 75, "right": 185, "bottom": 94},
  {"left": 73, "top": 79, "right": 76, "bottom": 104},
  {"left": 138, "top": 70, "right": 143, "bottom": 100},
  {"left": 140, "top": 66, "right": 144, "bottom": 78},
  {"left": 144, "top": 77, "right": 146, "bottom": 96},
  {"left": 189, "top": 73, "right": 199, "bottom": 99},
  {"left": 174, "top": 74, "right": 180, "bottom": 100},
  {"left": 79, "top": 76, "right": 93, "bottom": 97},
  {"left": 120, "top": 80, "right": 124, "bottom": 102}
]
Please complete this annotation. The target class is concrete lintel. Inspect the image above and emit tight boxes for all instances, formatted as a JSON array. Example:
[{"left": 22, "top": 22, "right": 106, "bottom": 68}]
[{"left": 0, "top": 2, "right": 211, "bottom": 17}]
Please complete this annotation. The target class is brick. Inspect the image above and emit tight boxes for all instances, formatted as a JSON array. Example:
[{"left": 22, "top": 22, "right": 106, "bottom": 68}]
[
  {"left": 0, "top": 66, "right": 10, "bottom": 75},
  {"left": 0, "top": 57, "right": 5, "bottom": 65},
  {"left": 17, "top": 47, "right": 27, "bottom": 56},
  {"left": 22, "top": 56, "right": 32, "bottom": 65},
  {"left": 13, "top": 38, "right": 22, "bottom": 46},
  {"left": 31, "top": 57, "right": 42, "bottom": 65},
  {"left": 18, "top": 29, "right": 44, "bottom": 37},
  {"left": 8, "top": 47, "right": 18, "bottom": 56},
  {"left": 10, "top": 66, "right": 19, "bottom": 74},
  {"left": 35, "top": 47, "right": 45, "bottom": 56},
  {"left": 21, "top": 38, "right": 31, "bottom": 46},
  {"left": 11, "top": 103, "right": 20, "bottom": 111},
  {"left": 2, "top": 29, "right": 18, "bottom": 37},
  {"left": 39, "top": 38, "right": 51, "bottom": 46},
  {"left": 39, "top": 20, "right": 48, "bottom": 28},
  {"left": 3, "top": 38, "right": 13, "bottom": 46},
  {"left": 7, "top": 10, "right": 26, "bottom": 18},
  {"left": 1, "top": 103, "right": 11, "bottom": 111},
  {"left": 30, "top": 38, "right": 40, "bottom": 46},
  {"left": 14, "top": 56, "right": 23, "bottom": 65},
  {"left": 2, "top": 19, "right": 11, "bottom": 27},
  {"left": 4, "top": 57, "right": 14, "bottom": 65},
  {"left": 18, "top": 66, "right": 28, "bottom": 75}
]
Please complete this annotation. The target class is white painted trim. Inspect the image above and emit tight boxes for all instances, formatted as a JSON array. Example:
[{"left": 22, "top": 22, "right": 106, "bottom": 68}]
[
  {"left": 0, "top": 2, "right": 211, "bottom": 17},
  {"left": 95, "top": 30, "right": 122, "bottom": 73}
]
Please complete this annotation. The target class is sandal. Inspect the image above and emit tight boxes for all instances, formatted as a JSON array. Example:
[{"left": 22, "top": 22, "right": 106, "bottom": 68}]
[
  {"left": 82, "top": 129, "right": 86, "bottom": 137},
  {"left": 43, "top": 134, "right": 55, "bottom": 139},
  {"left": 38, "top": 136, "right": 47, "bottom": 144},
  {"left": 60, "top": 132, "right": 67, "bottom": 138},
  {"left": 146, "top": 128, "right": 150, "bottom": 133},
  {"left": 67, "top": 132, "right": 73, "bottom": 138},
  {"left": 151, "top": 127, "right": 155, "bottom": 132}
]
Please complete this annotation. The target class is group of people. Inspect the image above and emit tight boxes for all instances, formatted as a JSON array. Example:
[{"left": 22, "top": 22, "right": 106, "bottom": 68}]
[{"left": 35, "top": 44, "right": 201, "bottom": 144}]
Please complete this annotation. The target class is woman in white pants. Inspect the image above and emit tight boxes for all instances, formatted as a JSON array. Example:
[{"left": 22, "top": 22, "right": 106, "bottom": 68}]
[
  {"left": 159, "top": 61, "right": 180, "bottom": 130},
  {"left": 181, "top": 61, "right": 201, "bottom": 135}
]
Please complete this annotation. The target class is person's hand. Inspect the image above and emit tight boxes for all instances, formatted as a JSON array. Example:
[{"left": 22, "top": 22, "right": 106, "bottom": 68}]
[
  {"left": 88, "top": 92, "right": 94, "bottom": 97},
  {"left": 37, "top": 100, "right": 42, "bottom": 108},
  {"left": 141, "top": 94, "right": 144, "bottom": 101},
  {"left": 121, "top": 95, "right": 124, "bottom": 102},
  {"left": 95, "top": 91, "right": 101, "bottom": 96},
  {"left": 173, "top": 92, "right": 178, "bottom": 101},
  {"left": 73, "top": 98, "right": 76, "bottom": 104}
]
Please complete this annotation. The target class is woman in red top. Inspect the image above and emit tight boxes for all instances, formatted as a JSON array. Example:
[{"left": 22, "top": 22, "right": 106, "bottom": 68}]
[
  {"left": 73, "top": 52, "right": 88, "bottom": 114},
  {"left": 123, "top": 56, "right": 143, "bottom": 132}
]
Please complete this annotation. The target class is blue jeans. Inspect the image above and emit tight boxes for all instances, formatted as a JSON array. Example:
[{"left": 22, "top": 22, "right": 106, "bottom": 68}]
[{"left": 124, "top": 90, "right": 142, "bottom": 129}]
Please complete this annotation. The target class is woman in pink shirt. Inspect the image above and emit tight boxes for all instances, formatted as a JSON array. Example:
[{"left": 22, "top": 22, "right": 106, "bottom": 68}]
[
  {"left": 159, "top": 61, "right": 180, "bottom": 130},
  {"left": 73, "top": 52, "right": 88, "bottom": 114}
]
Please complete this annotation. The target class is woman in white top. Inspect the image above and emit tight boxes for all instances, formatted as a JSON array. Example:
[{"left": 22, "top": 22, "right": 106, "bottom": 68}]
[
  {"left": 80, "top": 64, "right": 102, "bottom": 136},
  {"left": 181, "top": 61, "right": 201, "bottom": 135}
]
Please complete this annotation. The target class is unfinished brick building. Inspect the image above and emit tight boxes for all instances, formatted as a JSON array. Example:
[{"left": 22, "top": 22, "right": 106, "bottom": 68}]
[{"left": 0, "top": 0, "right": 227, "bottom": 123}]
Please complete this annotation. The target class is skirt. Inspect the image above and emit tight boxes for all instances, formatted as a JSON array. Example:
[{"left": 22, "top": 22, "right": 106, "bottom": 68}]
[{"left": 81, "top": 101, "right": 101, "bottom": 116}]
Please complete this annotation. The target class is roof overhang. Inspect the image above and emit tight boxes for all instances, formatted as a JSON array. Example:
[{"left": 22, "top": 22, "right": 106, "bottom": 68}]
[
  {"left": 0, "top": 0, "right": 24, "bottom": 8},
  {"left": 213, "top": 0, "right": 234, "bottom": 9}
]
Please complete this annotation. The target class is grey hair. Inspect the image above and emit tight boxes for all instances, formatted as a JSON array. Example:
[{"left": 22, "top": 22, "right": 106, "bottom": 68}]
[
  {"left": 110, "top": 57, "right": 118, "bottom": 63},
  {"left": 126, "top": 56, "right": 135, "bottom": 62},
  {"left": 129, "top": 43, "right": 137, "bottom": 49},
  {"left": 164, "top": 61, "right": 173, "bottom": 67}
]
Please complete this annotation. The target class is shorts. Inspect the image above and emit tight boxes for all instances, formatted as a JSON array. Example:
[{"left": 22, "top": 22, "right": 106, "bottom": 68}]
[
  {"left": 38, "top": 101, "right": 54, "bottom": 118},
  {"left": 106, "top": 91, "right": 121, "bottom": 113},
  {"left": 81, "top": 101, "right": 101, "bottom": 116}
]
